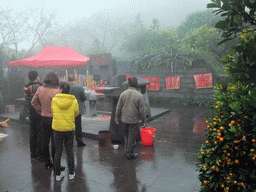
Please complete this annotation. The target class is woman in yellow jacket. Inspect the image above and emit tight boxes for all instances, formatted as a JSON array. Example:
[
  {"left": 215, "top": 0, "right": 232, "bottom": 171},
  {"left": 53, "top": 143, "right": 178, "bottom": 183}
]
[{"left": 51, "top": 82, "right": 79, "bottom": 181}]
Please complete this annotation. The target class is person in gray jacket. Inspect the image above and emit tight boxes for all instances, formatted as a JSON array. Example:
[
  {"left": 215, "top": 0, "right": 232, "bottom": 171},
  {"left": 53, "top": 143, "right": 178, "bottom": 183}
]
[
  {"left": 115, "top": 77, "right": 147, "bottom": 160},
  {"left": 68, "top": 74, "right": 87, "bottom": 147}
]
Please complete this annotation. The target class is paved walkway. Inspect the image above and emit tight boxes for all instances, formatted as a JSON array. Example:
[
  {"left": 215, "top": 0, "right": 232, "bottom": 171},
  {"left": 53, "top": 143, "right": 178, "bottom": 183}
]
[{"left": 0, "top": 104, "right": 211, "bottom": 192}]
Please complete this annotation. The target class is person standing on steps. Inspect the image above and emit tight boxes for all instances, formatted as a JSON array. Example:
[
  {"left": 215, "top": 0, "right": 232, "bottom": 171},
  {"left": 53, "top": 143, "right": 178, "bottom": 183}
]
[
  {"left": 115, "top": 77, "right": 147, "bottom": 160},
  {"left": 68, "top": 74, "right": 87, "bottom": 147},
  {"left": 23, "top": 70, "right": 43, "bottom": 161},
  {"left": 51, "top": 82, "right": 79, "bottom": 181}
]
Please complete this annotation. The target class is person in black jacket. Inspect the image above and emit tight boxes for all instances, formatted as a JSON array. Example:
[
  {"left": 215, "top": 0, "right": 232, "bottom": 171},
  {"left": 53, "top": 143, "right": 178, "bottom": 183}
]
[{"left": 24, "top": 70, "right": 42, "bottom": 161}]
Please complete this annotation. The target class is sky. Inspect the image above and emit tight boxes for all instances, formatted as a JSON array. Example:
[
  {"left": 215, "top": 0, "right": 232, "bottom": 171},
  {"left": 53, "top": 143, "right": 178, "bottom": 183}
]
[
  {"left": 1, "top": 0, "right": 212, "bottom": 50},
  {"left": 2, "top": 0, "right": 211, "bottom": 25}
]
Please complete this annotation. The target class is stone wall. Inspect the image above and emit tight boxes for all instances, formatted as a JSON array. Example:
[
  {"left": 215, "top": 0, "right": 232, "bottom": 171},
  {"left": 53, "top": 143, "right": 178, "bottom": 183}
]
[{"left": 128, "top": 63, "right": 230, "bottom": 101}]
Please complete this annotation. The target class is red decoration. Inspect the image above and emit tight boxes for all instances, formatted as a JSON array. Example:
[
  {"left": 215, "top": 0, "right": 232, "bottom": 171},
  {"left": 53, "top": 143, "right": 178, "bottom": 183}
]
[
  {"left": 165, "top": 76, "right": 180, "bottom": 89},
  {"left": 194, "top": 73, "right": 212, "bottom": 89},
  {"left": 142, "top": 77, "right": 160, "bottom": 91},
  {"left": 126, "top": 75, "right": 133, "bottom": 80}
]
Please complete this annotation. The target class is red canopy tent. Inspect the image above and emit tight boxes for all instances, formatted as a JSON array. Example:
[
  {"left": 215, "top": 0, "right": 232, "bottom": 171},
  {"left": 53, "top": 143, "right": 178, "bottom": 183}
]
[{"left": 8, "top": 46, "right": 90, "bottom": 67}]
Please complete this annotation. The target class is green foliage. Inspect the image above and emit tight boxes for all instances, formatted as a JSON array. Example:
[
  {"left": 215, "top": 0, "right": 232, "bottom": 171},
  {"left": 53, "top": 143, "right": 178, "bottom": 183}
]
[
  {"left": 177, "top": 9, "right": 223, "bottom": 39},
  {"left": 221, "top": 30, "right": 256, "bottom": 85},
  {"left": 208, "top": 0, "right": 256, "bottom": 43},
  {"left": 197, "top": 4, "right": 256, "bottom": 191}
]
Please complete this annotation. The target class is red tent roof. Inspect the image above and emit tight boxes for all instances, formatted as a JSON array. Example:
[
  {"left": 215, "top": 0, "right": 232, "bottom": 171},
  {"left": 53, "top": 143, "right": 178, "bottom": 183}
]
[{"left": 8, "top": 46, "right": 90, "bottom": 67}]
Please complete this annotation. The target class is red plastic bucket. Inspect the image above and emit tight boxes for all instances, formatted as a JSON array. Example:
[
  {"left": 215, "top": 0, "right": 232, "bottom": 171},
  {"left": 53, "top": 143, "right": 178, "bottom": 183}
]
[{"left": 140, "top": 127, "right": 156, "bottom": 146}]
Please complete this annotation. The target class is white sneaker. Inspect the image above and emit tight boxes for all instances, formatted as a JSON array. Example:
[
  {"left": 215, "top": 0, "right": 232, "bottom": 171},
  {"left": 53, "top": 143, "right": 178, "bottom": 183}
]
[
  {"left": 56, "top": 171, "right": 65, "bottom": 181},
  {"left": 69, "top": 172, "right": 75, "bottom": 180}
]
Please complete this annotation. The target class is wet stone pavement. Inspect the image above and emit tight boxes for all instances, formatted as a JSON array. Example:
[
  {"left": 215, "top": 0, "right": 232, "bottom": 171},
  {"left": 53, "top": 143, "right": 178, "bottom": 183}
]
[{"left": 0, "top": 104, "right": 213, "bottom": 192}]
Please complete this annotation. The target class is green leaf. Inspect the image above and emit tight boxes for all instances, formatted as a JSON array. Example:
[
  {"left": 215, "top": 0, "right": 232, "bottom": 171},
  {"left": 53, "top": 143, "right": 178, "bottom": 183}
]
[
  {"left": 207, "top": 3, "right": 220, "bottom": 8},
  {"left": 215, "top": 21, "right": 227, "bottom": 29}
]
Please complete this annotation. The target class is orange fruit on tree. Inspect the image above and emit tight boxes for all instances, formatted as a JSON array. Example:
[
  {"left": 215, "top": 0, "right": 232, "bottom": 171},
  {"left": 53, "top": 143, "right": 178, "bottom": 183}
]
[
  {"left": 252, "top": 157, "right": 255, "bottom": 160},
  {"left": 234, "top": 159, "right": 239, "bottom": 164},
  {"left": 206, "top": 120, "right": 209, "bottom": 124},
  {"left": 243, "top": 151, "right": 246, "bottom": 155},
  {"left": 231, "top": 120, "right": 235, "bottom": 125},
  {"left": 201, "top": 151, "right": 205, "bottom": 155},
  {"left": 223, "top": 150, "right": 227, "bottom": 153},
  {"left": 221, "top": 184, "right": 225, "bottom": 188},
  {"left": 205, "top": 141, "right": 209, "bottom": 143},
  {"left": 220, "top": 137, "right": 224, "bottom": 142},
  {"left": 216, "top": 101, "right": 220, "bottom": 104},
  {"left": 241, "top": 182, "right": 244, "bottom": 187},
  {"left": 221, "top": 115, "right": 224, "bottom": 118},
  {"left": 242, "top": 137, "right": 246, "bottom": 142},
  {"left": 226, "top": 145, "right": 229, "bottom": 149},
  {"left": 252, "top": 139, "right": 256, "bottom": 143},
  {"left": 207, "top": 125, "right": 210, "bottom": 129},
  {"left": 214, "top": 122, "right": 217, "bottom": 126},
  {"left": 213, "top": 128, "right": 217, "bottom": 131},
  {"left": 238, "top": 186, "right": 241, "bottom": 190},
  {"left": 227, "top": 153, "right": 231, "bottom": 156},
  {"left": 212, "top": 148, "right": 215, "bottom": 151},
  {"left": 226, "top": 186, "right": 230, "bottom": 190},
  {"left": 235, "top": 146, "right": 238, "bottom": 150},
  {"left": 234, "top": 181, "right": 237, "bottom": 185},
  {"left": 216, "top": 106, "right": 219, "bottom": 109},
  {"left": 214, "top": 141, "right": 218, "bottom": 145},
  {"left": 220, "top": 126, "right": 224, "bottom": 131},
  {"left": 244, "top": 116, "right": 249, "bottom": 119},
  {"left": 204, "top": 180, "right": 208, "bottom": 184},
  {"left": 227, "top": 177, "right": 231, "bottom": 180},
  {"left": 250, "top": 148, "right": 255, "bottom": 152},
  {"left": 219, "top": 159, "right": 222, "bottom": 163},
  {"left": 237, "top": 123, "right": 241, "bottom": 127},
  {"left": 218, "top": 133, "right": 221, "bottom": 136},
  {"left": 237, "top": 119, "right": 241, "bottom": 122},
  {"left": 211, "top": 166, "right": 215, "bottom": 170},
  {"left": 203, "top": 165, "right": 206, "bottom": 168},
  {"left": 217, "top": 136, "right": 220, "bottom": 140}
]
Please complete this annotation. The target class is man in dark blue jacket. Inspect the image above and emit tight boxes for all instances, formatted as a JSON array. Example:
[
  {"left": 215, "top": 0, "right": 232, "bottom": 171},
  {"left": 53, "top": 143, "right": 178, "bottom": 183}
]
[
  {"left": 24, "top": 70, "right": 43, "bottom": 161},
  {"left": 68, "top": 74, "right": 87, "bottom": 147}
]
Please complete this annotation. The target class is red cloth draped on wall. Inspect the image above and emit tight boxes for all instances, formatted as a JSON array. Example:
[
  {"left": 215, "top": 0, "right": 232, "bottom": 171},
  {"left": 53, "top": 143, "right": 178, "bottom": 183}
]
[
  {"left": 126, "top": 76, "right": 160, "bottom": 90},
  {"left": 142, "top": 77, "right": 160, "bottom": 91},
  {"left": 194, "top": 73, "right": 213, "bottom": 89},
  {"left": 165, "top": 76, "right": 180, "bottom": 89}
]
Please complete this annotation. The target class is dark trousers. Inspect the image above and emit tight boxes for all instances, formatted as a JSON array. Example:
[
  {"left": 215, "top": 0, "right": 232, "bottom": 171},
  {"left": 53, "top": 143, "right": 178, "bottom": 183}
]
[
  {"left": 75, "top": 115, "right": 83, "bottom": 144},
  {"left": 29, "top": 107, "right": 43, "bottom": 158},
  {"left": 41, "top": 116, "right": 55, "bottom": 163},
  {"left": 123, "top": 123, "right": 139, "bottom": 155},
  {"left": 54, "top": 130, "right": 74, "bottom": 175}
]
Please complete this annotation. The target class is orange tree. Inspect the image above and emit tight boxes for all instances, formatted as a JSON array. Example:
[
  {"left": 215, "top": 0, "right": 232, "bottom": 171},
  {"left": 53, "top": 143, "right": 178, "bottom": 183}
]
[{"left": 197, "top": 30, "right": 256, "bottom": 191}]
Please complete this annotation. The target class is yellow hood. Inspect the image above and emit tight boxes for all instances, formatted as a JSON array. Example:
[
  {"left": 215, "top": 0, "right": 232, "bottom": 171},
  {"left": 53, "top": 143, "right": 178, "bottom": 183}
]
[{"left": 54, "top": 93, "right": 76, "bottom": 109}]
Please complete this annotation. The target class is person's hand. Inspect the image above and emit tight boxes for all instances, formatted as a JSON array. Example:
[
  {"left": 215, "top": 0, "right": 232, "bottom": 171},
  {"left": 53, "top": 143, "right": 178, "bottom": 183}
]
[
  {"left": 0, "top": 122, "right": 7, "bottom": 128},
  {"left": 115, "top": 117, "right": 119, "bottom": 124}
]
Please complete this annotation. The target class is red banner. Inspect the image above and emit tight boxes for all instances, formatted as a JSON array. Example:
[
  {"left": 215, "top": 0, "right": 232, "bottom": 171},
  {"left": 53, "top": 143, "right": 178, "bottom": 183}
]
[
  {"left": 194, "top": 73, "right": 212, "bottom": 89},
  {"left": 165, "top": 76, "right": 180, "bottom": 89},
  {"left": 126, "top": 75, "right": 133, "bottom": 80},
  {"left": 125, "top": 76, "right": 160, "bottom": 90},
  {"left": 142, "top": 77, "right": 160, "bottom": 91}
]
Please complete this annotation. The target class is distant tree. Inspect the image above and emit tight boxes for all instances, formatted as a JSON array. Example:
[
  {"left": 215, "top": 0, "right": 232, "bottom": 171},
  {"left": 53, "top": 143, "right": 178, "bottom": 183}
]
[
  {"left": 177, "top": 9, "right": 223, "bottom": 39},
  {"left": 88, "top": 38, "right": 109, "bottom": 54},
  {"left": 150, "top": 18, "right": 160, "bottom": 31}
]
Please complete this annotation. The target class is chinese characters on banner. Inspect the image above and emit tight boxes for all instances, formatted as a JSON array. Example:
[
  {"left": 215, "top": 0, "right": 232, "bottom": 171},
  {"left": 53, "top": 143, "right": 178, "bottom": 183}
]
[
  {"left": 125, "top": 76, "right": 160, "bottom": 90},
  {"left": 165, "top": 76, "right": 180, "bottom": 89},
  {"left": 142, "top": 77, "right": 160, "bottom": 90},
  {"left": 194, "top": 73, "right": 213, "bottom": 89}
]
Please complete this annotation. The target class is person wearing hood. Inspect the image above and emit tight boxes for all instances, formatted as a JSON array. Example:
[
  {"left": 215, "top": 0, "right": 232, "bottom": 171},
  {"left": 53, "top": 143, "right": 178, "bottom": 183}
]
[
  {"left": 23, "top": 70, "right": 43, "bottom": 161},
  {"left": 51, "top": 81, "right": 79, "bottom": 181}
]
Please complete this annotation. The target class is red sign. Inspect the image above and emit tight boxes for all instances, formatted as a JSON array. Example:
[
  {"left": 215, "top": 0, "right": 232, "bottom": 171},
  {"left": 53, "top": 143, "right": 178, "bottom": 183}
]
[
  {"left": 126, "top": 76, "right": 160, "bottom": 90},
  {"left": 126, "top": 75, "right": 133, "bottom": 80},
  {"left": 165, "top": 76, "right": 180, "bottom": 89},
  {"left": 142, "top": 77, "right": 160, "bottom": 91},
  {"left": 194, "top": 73, "right": 212, "bottom": 89},
  {"left": 90, "top": 56, "right": 109, "bottom": 64}
]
